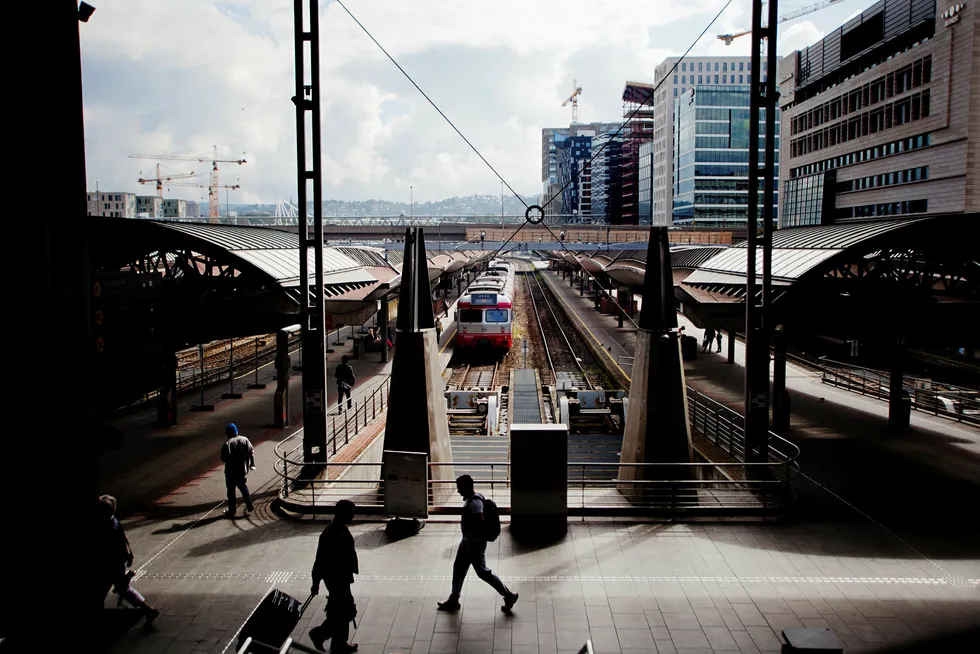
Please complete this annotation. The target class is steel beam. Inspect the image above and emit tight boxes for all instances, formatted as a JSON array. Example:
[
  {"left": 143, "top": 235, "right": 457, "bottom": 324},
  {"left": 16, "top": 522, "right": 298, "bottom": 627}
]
[
  {"left": 744, "top": 0, "right": 778, "bottom": 463},
  {"left": 294, "top": 0, "right": 328, "bottom": 461}
]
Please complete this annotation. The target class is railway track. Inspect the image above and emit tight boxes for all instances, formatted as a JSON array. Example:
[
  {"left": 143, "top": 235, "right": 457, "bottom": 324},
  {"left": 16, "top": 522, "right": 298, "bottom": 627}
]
[{"left": 526, "top": 269, "right": 594, "bottom": 391}]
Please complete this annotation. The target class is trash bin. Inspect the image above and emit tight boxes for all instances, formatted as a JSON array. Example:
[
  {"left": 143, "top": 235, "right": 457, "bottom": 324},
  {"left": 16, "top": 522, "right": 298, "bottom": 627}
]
[
  {"left": 681, "top": 335, "right": 698, "bottom": 361},
  {"left": 352, "top": 336, "right": 365, "bottom": 359}
]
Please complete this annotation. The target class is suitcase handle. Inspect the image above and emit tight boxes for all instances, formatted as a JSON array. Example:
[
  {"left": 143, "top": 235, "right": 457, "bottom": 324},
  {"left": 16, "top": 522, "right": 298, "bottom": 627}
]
[{"left": 300, "top": 594, "right": 314, "bottom": 616}]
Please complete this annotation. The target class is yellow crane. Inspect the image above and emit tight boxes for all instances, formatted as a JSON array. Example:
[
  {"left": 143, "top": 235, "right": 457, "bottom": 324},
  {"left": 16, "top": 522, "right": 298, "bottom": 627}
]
[
  {"left": 129, "top": 146, "right": 246, "bottom": 223},
  {"left": 561, "top": 79, "right": 583, "bottom": 124},
  {"left": 718, "top": 0, "right": 847, "bottom": 45}
]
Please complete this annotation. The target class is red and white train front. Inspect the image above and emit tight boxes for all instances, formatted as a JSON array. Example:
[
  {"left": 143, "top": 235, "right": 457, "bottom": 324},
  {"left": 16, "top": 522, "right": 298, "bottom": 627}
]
[{"left": 455, "top": 266, "right": 514, "bottom": 350}]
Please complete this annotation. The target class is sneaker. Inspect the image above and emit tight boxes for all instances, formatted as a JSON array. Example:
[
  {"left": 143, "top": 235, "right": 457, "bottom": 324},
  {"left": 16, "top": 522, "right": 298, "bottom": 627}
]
[
  {"left": 437, "top": 599, "right": 461, "bottom": 612},
  {"left": 245, "top": 504, "right": 254, "bottom": 514},
  {"left": 502, "top": 592, "right": 519, "bottom": 612},
  {"left": 224, "top": 510, "right": 236, "bottom": 519}
]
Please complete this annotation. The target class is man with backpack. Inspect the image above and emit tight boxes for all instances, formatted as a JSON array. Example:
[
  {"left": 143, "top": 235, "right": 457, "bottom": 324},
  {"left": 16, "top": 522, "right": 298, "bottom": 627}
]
[
  {"left": 334, "top": 355, "right": 355, "bottom": 415},
  {"left": 437, "top": 475, "right": 518, "bottom": 614}
]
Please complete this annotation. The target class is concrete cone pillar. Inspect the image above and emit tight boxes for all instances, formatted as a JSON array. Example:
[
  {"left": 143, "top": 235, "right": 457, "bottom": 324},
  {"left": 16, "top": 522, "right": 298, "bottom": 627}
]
[
  {"left": 618, "top": 227, "right": 693, "bottom": 505},
  {"left": 383, "top": 227, "right": 455, "bottom": 505}
]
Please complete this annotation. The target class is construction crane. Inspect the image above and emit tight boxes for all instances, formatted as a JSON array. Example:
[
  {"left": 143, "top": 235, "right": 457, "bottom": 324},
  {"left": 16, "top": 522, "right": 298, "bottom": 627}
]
[
  {"left": 129, "top": 146, "right": 246, "bottom": 223},
  {"left": 137, "top": 164, "right": 199, "bottom": 199},
  {"left": 561, "top": 79, "right": 583, "bottom": 124},
  {"left": 718, "top": 0, "right": 847, "bottom": 44}
]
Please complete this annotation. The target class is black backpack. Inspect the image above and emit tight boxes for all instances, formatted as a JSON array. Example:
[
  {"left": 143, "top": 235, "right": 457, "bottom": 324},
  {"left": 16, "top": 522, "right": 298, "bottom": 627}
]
[{"left": 480, "top": 495, "right": 501, "bottom": 542}]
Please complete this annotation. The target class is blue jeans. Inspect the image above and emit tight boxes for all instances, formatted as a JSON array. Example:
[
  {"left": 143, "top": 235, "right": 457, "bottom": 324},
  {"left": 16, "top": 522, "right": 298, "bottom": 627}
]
[
  {"left": 226, "top": 476, "right": 252, "bottom": 513},
  {"left": 450, "top": 539, "right": 510, "bottom": 599}
]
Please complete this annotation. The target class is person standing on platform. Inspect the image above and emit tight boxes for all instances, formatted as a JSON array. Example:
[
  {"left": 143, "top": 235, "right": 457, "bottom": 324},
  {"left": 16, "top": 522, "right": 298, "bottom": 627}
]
[
  {"left": 437, "top": 475, "right": 518, "bottom": 614},
  {"left": 309, "top": 500, "right": 359, "bottom": 653},
  {"left": 716, "top": 330, "right": 723, "bottom": 353},
  {"left": 220, "top": 423, "right": 255, "bottom": 517},
  {"left": 702, "top": 327, "right": 715, "bottom": 353},
  {"left": 335, "top": 355, "right": 355, "bottom": 415}
]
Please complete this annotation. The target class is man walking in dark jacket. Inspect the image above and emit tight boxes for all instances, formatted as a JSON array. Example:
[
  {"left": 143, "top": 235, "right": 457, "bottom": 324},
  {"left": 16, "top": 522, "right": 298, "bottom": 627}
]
[
  {"left": 334, "top": 355, "right": 355, "bottom": 415},
  {"left": 437, "top": 475, "right": 518, "bottom": 614},
  {"left": 309, "top": 500, "right": 359, "bottom": 653},
  {"left": 220, "top": 423, "right": 255, "bottom": 518}
]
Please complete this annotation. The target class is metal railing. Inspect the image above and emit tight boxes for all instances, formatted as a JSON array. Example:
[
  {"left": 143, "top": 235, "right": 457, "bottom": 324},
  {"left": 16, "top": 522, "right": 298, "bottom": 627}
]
[
  {"left": 273, "top": 383, "right": 800, "bottom": 516},
  {"left": 276, "top": 377, "right": 392, "bottom": 499},
  {"left": 815, "top": 358, "right": 980, "bottom": 426}
]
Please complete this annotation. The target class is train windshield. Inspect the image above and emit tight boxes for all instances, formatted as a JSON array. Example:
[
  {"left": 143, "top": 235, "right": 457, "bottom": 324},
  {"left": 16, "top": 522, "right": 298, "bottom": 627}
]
[
  {"left": 485, "top": 309, "right": 508, "bottom": 323},
  {"left": 459, "top": 309, "right": 483, "bottom": 323}
]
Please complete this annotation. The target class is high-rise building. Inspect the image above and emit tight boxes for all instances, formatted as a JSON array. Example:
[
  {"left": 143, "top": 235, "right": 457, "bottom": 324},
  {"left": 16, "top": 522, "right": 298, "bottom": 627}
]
[
  {"left": 162, "top": 199, "right": 188, "bottom": 218},
  {"left": 555, "top": 135, "right": 593, "bottom": 219},
  {"left": 637, "top": 141, "right": 654, "bottom": 226},
  {"left": 652, "top": 56, "right": 758, "bottom": 226},
  {"left": 541, "top": 122, "right": 617, "bottom": 219},
  {"left": 673, "top": 86, "right": 779, "bottom": 228},
  {"left": 136, "top": 195, "right": 163, "bottom": 218},
  {"left": 779, "top": 0, "right": 980, "bottom": 227},
  {"left": 620, "top": 82, "right": 656, "bottom": 224},
  {"left": 87, "top": 192, "right": 137, "bottom": 218},
  {"left": 186, "top": 200, "right": 201, "bottom": 218},
  {"left": 591, "top": 132, "right": 624, "bottom": 223}
]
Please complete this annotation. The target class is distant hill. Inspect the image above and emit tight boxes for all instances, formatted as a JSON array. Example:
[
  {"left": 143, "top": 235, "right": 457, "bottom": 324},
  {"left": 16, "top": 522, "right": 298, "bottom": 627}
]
[{"left": 233, "top": 193, "right": 539, "bottom": 217}]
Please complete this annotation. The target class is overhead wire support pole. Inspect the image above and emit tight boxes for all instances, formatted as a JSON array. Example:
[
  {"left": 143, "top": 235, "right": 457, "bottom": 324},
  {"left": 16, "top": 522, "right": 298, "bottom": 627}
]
[
  {"left": 744, "top": 0, "right": 776, "bottom": 465},
  {"left": 293, "top": 0, "right": 329, "bottom": 462}
]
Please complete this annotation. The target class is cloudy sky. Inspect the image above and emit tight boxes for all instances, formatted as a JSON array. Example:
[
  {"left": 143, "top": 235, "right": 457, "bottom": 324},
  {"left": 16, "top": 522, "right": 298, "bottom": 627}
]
[{"left": 80, "top": 0, "right": 871, "bottom": 204}]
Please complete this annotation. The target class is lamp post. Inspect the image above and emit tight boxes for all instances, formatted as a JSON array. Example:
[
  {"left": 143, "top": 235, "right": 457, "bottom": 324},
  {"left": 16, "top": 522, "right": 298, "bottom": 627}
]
[{"left": 410, "top": 185, "right": 413, "bottom": 219}]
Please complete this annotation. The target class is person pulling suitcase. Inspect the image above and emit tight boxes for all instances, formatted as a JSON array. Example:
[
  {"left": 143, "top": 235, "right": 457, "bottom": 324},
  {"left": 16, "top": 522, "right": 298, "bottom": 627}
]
[{"left": 309, "top": 500, "right": 359, "bottom": 653}]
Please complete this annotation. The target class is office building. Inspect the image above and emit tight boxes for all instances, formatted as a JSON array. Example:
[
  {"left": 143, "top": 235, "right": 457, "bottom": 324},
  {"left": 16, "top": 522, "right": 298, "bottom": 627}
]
[
  {"left": 87, "top": 192, "right": 137, "bottom": 218},
  {"left": 652, "top": 56, "right": 761, "bottom": 226},
  {"left": 778, "top": 0, "right": 979, "bottom": 227},
  {"left": 136, "top": 196, "right": 163, "bottom": 219},
  {"left": 620, "top": 82, "right": 656, "bottom": 224},
  {"left": 186, "top": 200, "right": 201, "bottom": 218},
  {"left": 555, "top": 135, "right": 592, "bottom": 219},
  {"left": 541, "top": 122, "right": 617, "bottom": 219},
  {"left": 591, "top": 132, "right": 624, "bottom": 223},
  {"left": 637, "top": 141, "right": 654, "bottom": 225},
  {"left": 673, "top": 86, "right": 779, "bottom": 228}
]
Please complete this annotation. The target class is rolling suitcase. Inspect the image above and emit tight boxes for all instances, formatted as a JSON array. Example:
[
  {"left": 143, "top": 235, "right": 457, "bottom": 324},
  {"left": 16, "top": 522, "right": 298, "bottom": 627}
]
[
  {"left": 681, "top": 335, "right": 698, "bottom": 361},
  {"left": 237, "top": 589, "right": 312, "bottom": 652}
]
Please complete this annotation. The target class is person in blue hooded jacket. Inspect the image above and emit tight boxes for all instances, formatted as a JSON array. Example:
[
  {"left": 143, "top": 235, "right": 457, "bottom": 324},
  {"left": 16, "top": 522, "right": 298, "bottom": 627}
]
[{"left": 220, "top": 423, "right": 255, "bottom": 517}]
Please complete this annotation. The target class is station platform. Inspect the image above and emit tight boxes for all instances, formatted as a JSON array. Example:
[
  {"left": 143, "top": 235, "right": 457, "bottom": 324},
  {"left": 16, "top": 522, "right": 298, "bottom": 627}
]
[{"left": 99, "top": 268, "right": 978, "bottom": 654}]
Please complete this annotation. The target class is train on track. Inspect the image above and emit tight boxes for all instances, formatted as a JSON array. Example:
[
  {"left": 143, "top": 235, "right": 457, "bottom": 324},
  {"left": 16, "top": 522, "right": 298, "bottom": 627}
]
[{"left": 454, "top": 259, "right": 515, "bottom": 351}]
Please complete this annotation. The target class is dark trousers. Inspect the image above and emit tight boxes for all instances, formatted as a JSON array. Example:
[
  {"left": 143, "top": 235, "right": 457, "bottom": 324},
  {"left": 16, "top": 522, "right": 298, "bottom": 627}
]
[
  {"left": 313, "top": 583, "right": 354, "bottom": 652},
  {"left": 226, "top": 475, "right": 252, "bottom": 513},
  {"left": 450, "top": 539, "right": 510, "bottom": 599},
  {"left": 338, "top": 384, "right": 352, "bottom": 411}
]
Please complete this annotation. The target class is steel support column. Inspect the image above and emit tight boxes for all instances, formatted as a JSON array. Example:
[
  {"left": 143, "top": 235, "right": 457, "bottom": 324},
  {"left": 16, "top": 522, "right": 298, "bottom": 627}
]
[
  {"left": 380, "top": 295, "right": 390, "bottom": 363},
  {"left": 743, "top": 0, "right": 778, "bottom": 464},
  {"left": 771, "top": 326, "right": 790, "bottom": 432},
  {"left": 294, "top": 0, "right": 328, "bottom": 462}
]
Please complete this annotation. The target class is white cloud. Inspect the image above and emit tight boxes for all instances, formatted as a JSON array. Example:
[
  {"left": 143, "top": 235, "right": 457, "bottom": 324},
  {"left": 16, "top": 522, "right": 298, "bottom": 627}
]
[{"left": 79, "top": 0, "right": 861, "bottom": 204}]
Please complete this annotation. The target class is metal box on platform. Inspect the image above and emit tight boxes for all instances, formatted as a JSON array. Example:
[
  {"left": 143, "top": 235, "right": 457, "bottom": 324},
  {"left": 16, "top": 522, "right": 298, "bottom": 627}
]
[{"left": 510, "top": 423, "right": 568, "bottom": 537}]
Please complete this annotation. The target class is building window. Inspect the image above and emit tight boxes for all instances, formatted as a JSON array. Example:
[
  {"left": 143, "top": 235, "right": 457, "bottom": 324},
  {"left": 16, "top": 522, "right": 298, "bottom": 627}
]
[
  {"left": 722, "top": 75, "right": 727, "bottom": 83},
  {"left": 739, "top": 75, "right": 744, "bottom": 83},
  {"left": 715, "top": 75, "right": 719, "bottom": 83},
  {"left": 714, "top": 62, "right": 719, "bottom": 71},
  {"left": 674, "top": 75, "right": 678, "bottom": 84},
  {"left": 837, "top": 199, "right": 927, "bottom": 220},
  {"left": 698, "top": 62, "right": 703, "bottom": 72},
  {"left": 674, "top": 88, "right": 678, "bottom": 97},
  {"left": 698, "top": 75, "right": 703, "bottom": 84},
  {"left": 681, "top": 75, "right": 686, "bottom": 83},
  {"left": 739, "top": 62, "right": 744, "bottom": 72}
]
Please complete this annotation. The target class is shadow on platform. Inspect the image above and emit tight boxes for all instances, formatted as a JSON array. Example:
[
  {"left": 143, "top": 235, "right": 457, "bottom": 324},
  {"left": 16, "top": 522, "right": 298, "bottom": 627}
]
[{"left": 96, "top": 608, "right": 144, "bottom": 653}]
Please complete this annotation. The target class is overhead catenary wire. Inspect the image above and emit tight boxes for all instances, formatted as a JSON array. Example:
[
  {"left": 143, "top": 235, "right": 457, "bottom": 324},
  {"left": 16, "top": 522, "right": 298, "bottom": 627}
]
[
  {"left": 334, "top": 0, "right": 528, "bottom": 210},
  {"left": 540, "top": 0, "right": 735, "bottom": 212}
]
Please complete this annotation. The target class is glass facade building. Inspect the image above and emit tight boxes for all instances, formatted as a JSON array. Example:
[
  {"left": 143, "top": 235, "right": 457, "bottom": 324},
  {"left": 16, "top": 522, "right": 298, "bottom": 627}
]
[
  {"left": 780, "top": 170, "right": 835, "bottom": 227},
  {"left": 637, "top": 141, "right": 654, "bottom": 225},
  {"left": 555, "top": 135, "right": 592, "bottom": 218},
  {"left": 591, "top": 132, "right": 624, "bottom": 224},
  {"left": 672, "top": 86, "right": 779, "bottom": 228}
]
